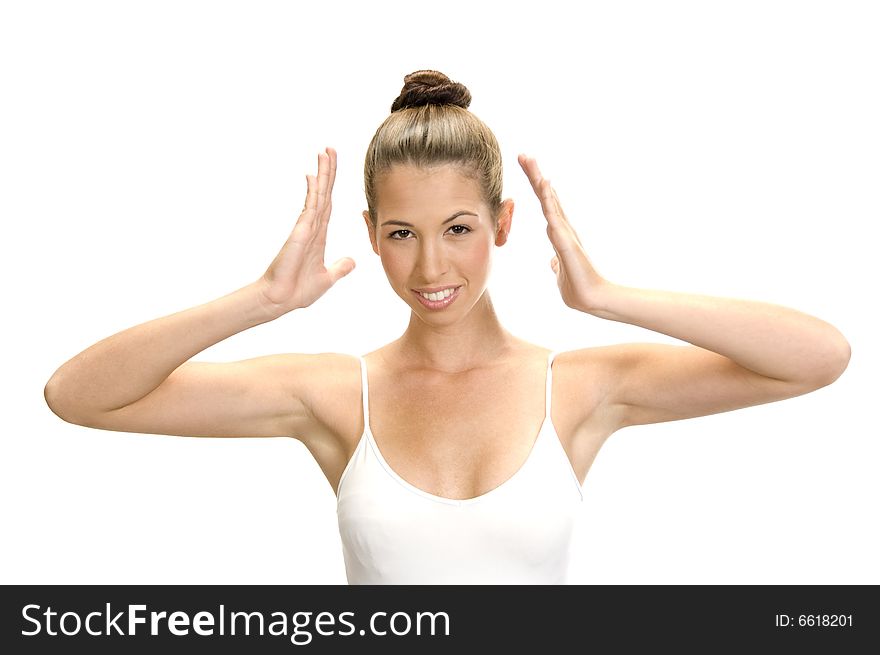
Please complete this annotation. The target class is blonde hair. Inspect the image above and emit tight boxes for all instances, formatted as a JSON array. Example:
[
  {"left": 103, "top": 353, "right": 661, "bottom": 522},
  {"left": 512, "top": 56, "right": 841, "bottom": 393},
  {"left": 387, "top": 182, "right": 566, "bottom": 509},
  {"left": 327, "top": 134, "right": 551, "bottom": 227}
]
[{"left": 363, "top": 70, "right": 503, "bottom": 227}]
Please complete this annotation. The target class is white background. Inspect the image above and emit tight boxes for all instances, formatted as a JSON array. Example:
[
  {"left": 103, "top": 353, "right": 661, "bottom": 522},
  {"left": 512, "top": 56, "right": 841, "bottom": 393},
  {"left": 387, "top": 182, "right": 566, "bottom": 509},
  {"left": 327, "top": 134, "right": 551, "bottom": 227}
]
[{"left": 2, "top": 0, "right": 877, "bottom": 584}]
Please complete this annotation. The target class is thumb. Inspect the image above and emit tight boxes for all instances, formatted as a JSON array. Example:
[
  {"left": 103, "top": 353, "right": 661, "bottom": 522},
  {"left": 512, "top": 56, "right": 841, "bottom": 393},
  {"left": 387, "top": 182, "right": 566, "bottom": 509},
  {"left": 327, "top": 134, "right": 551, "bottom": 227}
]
[
  {"left": 327, "top": 257, "right": 356, "bottom": 284},
  {"left": 550, "top": 255, "right": 559, "bottom": 274}
]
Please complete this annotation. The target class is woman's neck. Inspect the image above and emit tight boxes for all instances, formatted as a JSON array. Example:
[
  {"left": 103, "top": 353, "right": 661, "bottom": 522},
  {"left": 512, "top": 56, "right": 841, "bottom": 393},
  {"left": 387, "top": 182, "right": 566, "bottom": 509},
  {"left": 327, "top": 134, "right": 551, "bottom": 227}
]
[{"left": 393, "top": 291, "right": 517, "bottom": 372}]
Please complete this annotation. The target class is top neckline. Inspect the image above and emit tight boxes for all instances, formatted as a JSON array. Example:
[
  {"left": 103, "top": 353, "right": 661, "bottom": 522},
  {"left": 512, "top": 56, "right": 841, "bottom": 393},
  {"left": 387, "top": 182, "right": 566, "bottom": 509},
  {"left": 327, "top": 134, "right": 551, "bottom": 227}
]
[{"left": 358, "top": 350, "right": 558, "bottom": 507}]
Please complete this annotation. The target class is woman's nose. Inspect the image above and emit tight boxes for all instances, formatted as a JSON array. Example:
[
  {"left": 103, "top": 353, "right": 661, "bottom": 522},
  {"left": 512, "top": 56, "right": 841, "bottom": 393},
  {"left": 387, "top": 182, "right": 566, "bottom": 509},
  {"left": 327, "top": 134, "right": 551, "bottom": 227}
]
[{"left": 417, "top": 240, "right": 448, "bottom": 280}]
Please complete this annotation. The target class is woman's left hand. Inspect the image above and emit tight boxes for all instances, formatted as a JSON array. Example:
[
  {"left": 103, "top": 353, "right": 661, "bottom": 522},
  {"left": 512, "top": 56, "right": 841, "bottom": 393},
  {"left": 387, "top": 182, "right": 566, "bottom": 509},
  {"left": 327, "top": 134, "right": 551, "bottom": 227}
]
[{"left": 518, "top": 154, "right": 609, "bottom": 313}]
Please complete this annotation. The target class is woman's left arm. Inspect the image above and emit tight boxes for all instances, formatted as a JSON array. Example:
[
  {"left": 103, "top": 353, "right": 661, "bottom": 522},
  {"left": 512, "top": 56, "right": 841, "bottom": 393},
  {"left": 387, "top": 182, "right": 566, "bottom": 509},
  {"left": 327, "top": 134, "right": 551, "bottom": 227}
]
[
  {"left": 584, "top": 284, "right": 850, "bottom": 385},
  {"left": 518, "top": 154, "right": 851, "bottom": 427}
]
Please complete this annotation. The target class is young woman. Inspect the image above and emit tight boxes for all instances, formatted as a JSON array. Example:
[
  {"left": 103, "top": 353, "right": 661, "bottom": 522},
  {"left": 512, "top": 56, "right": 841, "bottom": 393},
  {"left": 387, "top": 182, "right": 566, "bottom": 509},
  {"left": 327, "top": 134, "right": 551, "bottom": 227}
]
[{"left": 44, "top": 70, "right": 851, "bottom": 584}]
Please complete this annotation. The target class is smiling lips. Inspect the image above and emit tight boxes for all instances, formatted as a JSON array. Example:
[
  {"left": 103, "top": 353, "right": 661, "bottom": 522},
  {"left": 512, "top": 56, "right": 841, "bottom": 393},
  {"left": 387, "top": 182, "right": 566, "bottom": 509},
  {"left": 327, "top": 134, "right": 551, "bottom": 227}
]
[{"left": 412, "top": 285, "right": 462, "bottom": 309}]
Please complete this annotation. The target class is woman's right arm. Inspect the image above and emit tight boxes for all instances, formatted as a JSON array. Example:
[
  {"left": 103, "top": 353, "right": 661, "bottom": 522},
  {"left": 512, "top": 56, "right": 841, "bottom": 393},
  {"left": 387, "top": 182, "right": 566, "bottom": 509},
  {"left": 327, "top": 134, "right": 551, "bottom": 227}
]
[{"left": 44, "top": 147, "right": 355, "bottom": 439}]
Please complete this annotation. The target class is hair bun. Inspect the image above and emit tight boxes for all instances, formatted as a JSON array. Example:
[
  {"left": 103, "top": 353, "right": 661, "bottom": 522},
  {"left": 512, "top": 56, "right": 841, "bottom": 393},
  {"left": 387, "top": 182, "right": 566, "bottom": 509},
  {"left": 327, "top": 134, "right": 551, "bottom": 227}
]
[{"left": 390, "top": 70, "right": 472, "bottom": 113}]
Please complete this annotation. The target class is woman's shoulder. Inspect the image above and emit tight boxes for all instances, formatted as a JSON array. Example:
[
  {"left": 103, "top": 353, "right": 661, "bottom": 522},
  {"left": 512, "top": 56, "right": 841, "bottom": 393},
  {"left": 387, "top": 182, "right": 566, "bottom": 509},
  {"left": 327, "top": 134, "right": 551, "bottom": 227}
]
[
  {"left": 266, "top": 351, "right": 364, "bottom": 445},
  {"left": 551, "top": 344, "right": 622, "bottom": 381},
  {"left": 264, "top": 351, "right": 363, "bottom": 409},
  {"left": 266, "top": 351, "right": 362, "bottom": 377}
]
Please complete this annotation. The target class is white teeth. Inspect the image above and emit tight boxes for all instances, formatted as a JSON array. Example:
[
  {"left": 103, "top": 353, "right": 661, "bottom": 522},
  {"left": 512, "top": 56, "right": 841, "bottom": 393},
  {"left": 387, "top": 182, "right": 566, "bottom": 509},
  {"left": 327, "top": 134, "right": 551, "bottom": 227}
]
[{"left": 419, "top": 287, "right": 456, "bottom": 301}]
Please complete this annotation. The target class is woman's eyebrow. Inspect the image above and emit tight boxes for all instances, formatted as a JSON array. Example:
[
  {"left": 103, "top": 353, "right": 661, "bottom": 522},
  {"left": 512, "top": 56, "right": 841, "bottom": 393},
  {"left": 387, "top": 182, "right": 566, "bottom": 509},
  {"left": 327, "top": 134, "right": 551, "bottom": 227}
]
[{"left": 380, "top": 210, "right": 478, "bottom": 228}]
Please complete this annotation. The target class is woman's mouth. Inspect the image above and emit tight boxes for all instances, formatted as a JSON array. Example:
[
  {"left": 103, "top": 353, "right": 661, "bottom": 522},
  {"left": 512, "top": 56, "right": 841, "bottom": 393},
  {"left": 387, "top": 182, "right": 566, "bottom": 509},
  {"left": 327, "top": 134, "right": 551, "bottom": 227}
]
[{"left": 411, "top": 285, "right": 462, "bottom": 310}]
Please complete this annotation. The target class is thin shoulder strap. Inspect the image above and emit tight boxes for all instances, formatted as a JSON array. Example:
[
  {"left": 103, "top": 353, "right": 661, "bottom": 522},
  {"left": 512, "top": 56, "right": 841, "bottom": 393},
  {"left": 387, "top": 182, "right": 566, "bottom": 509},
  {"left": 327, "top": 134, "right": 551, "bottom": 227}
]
[
  {"left": 545, "top": 350, "right": 558, "bottom": 414},
  {"left": 358, "top": 355, "right": 370, "bottom": 427}
]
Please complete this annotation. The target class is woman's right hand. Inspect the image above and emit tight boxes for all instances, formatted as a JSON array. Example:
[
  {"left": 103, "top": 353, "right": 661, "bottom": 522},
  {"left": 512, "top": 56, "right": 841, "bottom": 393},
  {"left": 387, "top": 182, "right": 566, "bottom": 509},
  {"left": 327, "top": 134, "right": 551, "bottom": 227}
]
[{"left": 257, "top": 147, "right": 355, "bottom": 317}]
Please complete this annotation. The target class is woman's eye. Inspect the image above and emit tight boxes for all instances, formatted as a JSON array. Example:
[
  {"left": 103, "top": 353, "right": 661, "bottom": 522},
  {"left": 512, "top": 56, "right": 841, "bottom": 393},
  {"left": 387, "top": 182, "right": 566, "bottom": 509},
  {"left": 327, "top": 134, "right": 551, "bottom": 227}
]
[{"left": 388, "top": 225, "right": 470, "bottom": 239}]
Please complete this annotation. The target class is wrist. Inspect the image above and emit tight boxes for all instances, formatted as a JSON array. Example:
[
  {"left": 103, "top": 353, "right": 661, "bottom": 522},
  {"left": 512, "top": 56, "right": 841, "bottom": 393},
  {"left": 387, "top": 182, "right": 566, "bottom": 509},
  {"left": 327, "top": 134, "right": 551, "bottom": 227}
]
[
  {"left": 251, "top": 278, "right": 300, "bottom": 322},
  {"left": 574, "top": 278, "right": 620, "bottom": 318}
]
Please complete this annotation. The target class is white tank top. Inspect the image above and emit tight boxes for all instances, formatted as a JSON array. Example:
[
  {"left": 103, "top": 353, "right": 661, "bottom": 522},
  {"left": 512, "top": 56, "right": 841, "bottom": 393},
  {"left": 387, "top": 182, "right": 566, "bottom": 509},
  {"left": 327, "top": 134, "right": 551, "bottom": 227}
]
[{"left": 335, "top": 351, "right": 584, "bottom": 584}]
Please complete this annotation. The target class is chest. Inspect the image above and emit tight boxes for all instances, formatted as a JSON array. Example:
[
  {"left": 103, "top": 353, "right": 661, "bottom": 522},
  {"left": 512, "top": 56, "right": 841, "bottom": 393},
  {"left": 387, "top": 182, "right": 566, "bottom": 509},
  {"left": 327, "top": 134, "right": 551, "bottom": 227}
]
[{"left": 364, "top": 363, "right": 550, "bottom": 500}]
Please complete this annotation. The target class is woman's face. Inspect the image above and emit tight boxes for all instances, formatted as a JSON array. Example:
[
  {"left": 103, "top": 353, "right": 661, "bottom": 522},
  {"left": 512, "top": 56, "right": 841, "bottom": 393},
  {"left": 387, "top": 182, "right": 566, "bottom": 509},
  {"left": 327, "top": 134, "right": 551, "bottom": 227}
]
[{"left": 363, "top": 164, "right": 512, "bottom": 325}]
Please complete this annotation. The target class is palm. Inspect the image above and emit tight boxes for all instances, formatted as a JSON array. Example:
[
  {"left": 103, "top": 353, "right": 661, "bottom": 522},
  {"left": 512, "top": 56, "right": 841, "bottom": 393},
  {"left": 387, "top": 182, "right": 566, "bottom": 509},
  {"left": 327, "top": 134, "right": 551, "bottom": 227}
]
[
  {"left": 518, "top": 153, "right": 607, "bottom": 312},
  {"left": 259, "top": 148, "right": 355, "bottom": 315}
]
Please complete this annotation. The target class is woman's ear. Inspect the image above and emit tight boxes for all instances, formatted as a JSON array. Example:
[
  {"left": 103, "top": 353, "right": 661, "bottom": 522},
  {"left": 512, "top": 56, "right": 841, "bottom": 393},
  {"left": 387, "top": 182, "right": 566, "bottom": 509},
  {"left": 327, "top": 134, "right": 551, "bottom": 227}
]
[
  {"left": 494, "top": 199, "right": 514, "bottom": 246},
  {"left": 363, "top": 210, "right": 379, "bottom": 255}
]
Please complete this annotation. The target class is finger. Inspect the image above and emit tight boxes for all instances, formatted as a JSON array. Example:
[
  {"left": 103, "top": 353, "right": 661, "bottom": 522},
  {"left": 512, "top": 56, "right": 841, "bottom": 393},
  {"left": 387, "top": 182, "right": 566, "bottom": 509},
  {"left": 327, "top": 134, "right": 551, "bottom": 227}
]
[
  {"left": 520, "top": 155, "right": 580, "bottom": 241},
  {"left": 520, "top": 156, "right": 563, "bottom": 225},
  {"left": 315, "top": 149, "right": 338, "bottom": 242},
  {"left": 550, "top": 255, "right": 559, "bottom": 274},
  {"left": 325, "top": 147, "right": 338, "bottom": 200},
  {"left": 549, "top": 186, "right": 571, "bottom": 228},
  {"left": 518, "top": 154, "right": 545, "bottom": 195},
  {"left": 316, "top": 151, "right": 330, "bottom": 214},
  {"left": 326, "top": 256, "right": 356, "bottom": 284},
  {"left": 550, "top": 186, "right": 563, "bottom": 217},
  {"left": 304, "top": 173, "right": 317, "bottom": 213},
  {"left": 318, "top": 148, "right": 337, "bottom": 233},
  {"left": 538, "top": 178, "right": 565, "bottom": 228},
  {"left": 550, "top": 186, "right": 571, "bottom": 224},
  {"left": 518, "top": 155, "right": 549, "bottom": 208},
  {"left": 550, "top": 186, "right": 583, "bottom": 245}
]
